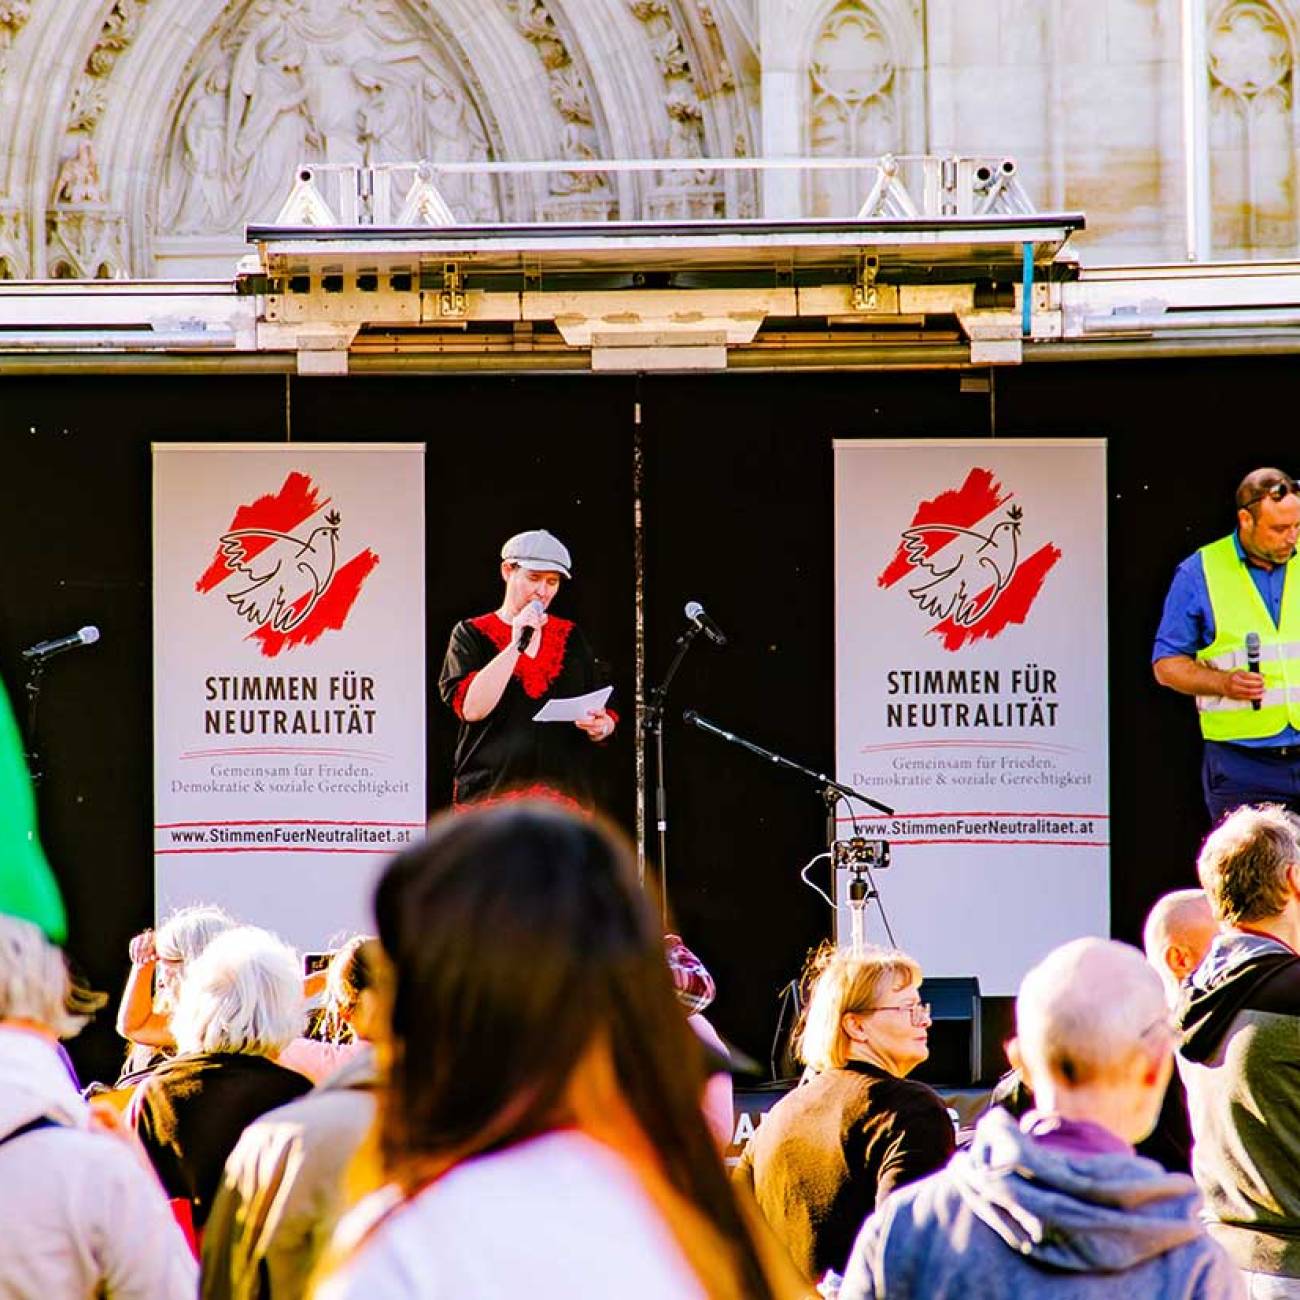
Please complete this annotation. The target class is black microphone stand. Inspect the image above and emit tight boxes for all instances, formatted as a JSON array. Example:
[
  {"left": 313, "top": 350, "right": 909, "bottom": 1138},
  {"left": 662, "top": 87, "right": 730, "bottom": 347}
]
[
  {"left": 683, "top": 710, "right": 893, "bottom": 818},
  {"left": 23, "top": 657, "right": 46, "bottom": 787},
  {"left": 682, "top": 709, "right": 897, "bottom": 937},
  {"left": 643, "top": 622, "right": 703, "bottom": 922}
]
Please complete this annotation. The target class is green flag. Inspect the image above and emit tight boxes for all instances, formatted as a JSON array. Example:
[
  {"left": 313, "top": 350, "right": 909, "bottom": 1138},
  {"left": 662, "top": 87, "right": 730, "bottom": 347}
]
[{"left": 0, "top": 674, "right": 66, "bottom": 943}]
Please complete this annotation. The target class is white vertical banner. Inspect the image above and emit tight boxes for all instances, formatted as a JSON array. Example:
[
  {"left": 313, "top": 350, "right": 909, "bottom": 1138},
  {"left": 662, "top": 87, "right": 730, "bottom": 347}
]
[
  {"left": 153, "top": 443, "right": 425, "bottom": 951},
  {"left": 834, "top": 439, "right": 1108, "bottom": 994}
]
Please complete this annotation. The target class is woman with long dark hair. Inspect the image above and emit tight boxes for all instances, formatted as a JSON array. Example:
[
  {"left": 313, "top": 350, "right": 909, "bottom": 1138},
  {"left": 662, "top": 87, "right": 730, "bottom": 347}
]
[{"left": 316, "top": 801, "right": 806, "bottom": 1300}]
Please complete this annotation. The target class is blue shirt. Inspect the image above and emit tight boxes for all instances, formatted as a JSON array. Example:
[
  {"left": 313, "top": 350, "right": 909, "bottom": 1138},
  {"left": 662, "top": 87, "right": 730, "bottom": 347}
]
[{"left": 1153, "top": 532, "right": 1300, "bottom": 746}]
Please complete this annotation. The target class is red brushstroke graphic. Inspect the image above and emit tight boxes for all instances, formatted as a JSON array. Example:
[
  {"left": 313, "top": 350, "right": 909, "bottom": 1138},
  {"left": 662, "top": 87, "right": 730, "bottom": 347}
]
[
  {"left": 877, "top": 468, "right": 1011, "bottom": 589},
  {"left": 193, "top": 471, "right": 378, "bottom": 658},
  {"left": 196, "top": 472, "right": 327, "bottom": 593},
  {"left": 876, "top": 466, "right": 1059, "bottom": 652},
  {"left": 930, "top": 543, "right": 1061, "bottom": 650},
  {"left": 250, "top": 549, "right": 379, "bottom": 657}
]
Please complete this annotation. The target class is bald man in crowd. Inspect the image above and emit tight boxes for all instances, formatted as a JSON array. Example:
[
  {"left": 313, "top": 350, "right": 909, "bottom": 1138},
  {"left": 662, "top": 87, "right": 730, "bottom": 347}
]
[
  {"left": 1139, "top": 888, "right": 1218, "bottom": 1175},
  {"left": 982, "top": 890, "right": 1217, "bottom": 1174},
  {"left": 1145, "top": 889, "right": 1218, "bottom": 1004},
  {"left": 1179, "top": 804, "right": 1300, "bottom": 1296},
  {"left": 840, "top": 938, "right": 1239, "bottom": 1300}
]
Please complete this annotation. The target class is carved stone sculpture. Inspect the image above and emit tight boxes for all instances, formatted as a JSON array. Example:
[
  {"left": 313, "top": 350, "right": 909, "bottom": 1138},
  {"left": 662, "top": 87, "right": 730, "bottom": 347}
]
[
  {"left": 88, "top": 1, "right": 146, "bottom": 78},
  {"left": 45, "top": 206, "right": 128, "bottom": 278},
  {"left": 624, "top": 0, "right": 723, "bottom": 218},
  {"left": 0, "top": 0, "right": 31, "bottom": 50},
  {"left": 808, "top": 1, "right": 897, "bottom": 217},
  {"left": 55, "top": 140, "right": 106, "bottom": 205},
  {"left": 1208, "top": 0, "right": 1294, "bottom": 252},
  {"left": 0, "top": 206, "right": 29, "bottom": 278},
  {"left": 47, "top": 139, "right": 126, "bottom": 278},
  {"left": 503, "top": 0, "right": 613, "bottom": 216},
  {"left": 159, "top": 0, "right": 499, "bottom": 237}
]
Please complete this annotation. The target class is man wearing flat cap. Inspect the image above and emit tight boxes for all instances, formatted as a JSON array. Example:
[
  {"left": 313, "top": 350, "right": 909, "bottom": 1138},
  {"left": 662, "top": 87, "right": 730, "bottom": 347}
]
[
  {"left": 438, "top": 529, "right": 616, "bottom": 808},
  {"left": 1154, "top": 467, "right": 1300, "bottom": 819}
]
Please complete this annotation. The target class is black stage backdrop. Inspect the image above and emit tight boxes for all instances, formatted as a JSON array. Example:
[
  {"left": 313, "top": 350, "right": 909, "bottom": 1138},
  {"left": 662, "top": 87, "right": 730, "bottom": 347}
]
[{"left": 0, "top": 360, "right": 1286, "bottom": 1087}]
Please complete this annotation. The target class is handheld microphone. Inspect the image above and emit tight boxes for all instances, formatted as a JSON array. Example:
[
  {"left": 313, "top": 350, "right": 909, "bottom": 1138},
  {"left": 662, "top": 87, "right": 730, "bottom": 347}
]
[
  {"left": 21, "top": 625, "right": 99, "bottom": 662},
  {"left": 517, "top": 600, "right": 544, "bottom": 653},
  {"left": 1246, "top": 630, "right": 1262, "bottom": 711},
  {"left": 684, "top": 600, "right": 727, "bottom": 647}
]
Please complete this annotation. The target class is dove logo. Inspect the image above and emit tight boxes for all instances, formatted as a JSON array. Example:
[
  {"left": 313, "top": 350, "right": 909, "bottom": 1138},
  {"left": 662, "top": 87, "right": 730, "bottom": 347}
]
[
  {"left": 876, "top": 467, "right": 1061, "bottom": 652},
  {"left": 196, "top": 471, "right": 380, "bottom": 658}
]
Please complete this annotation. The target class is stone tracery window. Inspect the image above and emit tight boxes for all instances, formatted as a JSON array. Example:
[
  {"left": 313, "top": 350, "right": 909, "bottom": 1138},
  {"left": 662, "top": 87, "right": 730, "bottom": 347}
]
[
  {"left": 1208, "top": 0, "right": 1296, "bottom": 255},
  {"left": 807, "top": 1, "right": 896, "bottom": 217}
]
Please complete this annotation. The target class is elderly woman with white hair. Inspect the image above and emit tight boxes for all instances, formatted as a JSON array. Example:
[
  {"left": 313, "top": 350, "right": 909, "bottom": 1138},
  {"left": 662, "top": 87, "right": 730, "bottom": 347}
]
[
  {"left": 132, "top": 925, "right": 313, "bottom": 1231},
  {"left": 0, "top": 913, "right": 196, "bottom": 1296},
  {"left": 734, "top": 943, "right": 955, "bottom": 1286}
]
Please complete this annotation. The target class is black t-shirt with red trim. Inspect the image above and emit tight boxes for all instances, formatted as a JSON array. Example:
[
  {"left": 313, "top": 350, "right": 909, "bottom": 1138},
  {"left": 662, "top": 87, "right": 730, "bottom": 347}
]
[{"left": 437, "top": 612, "right": 614, "bottom": 807}]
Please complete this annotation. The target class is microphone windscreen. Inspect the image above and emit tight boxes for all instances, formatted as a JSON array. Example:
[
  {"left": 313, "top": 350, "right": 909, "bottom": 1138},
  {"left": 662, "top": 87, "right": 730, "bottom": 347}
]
[{"left": 80, "top": 626, "right": 100, "bottom": 645}]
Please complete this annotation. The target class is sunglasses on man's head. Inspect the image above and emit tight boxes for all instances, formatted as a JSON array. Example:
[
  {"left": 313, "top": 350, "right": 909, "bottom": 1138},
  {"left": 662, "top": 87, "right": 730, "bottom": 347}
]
[{"left": 1244, "top": 477, "right": 1300, "bottom": 508}]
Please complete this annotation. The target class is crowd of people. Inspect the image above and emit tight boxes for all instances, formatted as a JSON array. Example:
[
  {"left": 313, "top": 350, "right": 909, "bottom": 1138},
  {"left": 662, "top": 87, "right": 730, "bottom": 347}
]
[
  {"left": 8, "top": 795, "right": 1300, "bottom": 1296},
  {"left": 0, "top": 800, "right": 763, "bottom": 1297},
  {"left": 6, "top": 489, "right": 1300, "bottom": 1297}
]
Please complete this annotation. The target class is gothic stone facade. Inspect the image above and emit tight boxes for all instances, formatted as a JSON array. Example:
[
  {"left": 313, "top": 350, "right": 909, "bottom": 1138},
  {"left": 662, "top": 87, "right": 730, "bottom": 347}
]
[{"left": 0, "top": 0, "right": 1291, "bottom": 278}]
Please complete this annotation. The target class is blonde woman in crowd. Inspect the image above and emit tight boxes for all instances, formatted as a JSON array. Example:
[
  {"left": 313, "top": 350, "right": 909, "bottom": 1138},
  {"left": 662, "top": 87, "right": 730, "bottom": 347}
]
[{"left": 734, "top": 943, "right": 954, "bottom": 1286}]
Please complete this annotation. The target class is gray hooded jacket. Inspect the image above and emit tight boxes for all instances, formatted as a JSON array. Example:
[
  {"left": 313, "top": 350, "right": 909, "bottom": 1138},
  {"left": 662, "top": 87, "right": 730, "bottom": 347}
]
[{"left": 839, "top": 1107, "right": 1241, "bottom": 1299}]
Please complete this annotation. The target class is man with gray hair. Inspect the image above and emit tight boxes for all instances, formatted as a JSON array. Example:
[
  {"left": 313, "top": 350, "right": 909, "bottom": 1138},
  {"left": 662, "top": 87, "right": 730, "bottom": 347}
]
[
  {"left": 1178, "top": 803, "right": 1300, "bottom": 1295},
  {"left": 839, "top": 938, "right": 1239, "bottom": 1299}
]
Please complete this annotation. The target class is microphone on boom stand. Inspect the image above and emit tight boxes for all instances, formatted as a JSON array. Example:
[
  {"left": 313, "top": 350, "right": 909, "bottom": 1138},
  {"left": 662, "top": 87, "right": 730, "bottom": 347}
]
[
  {"left": 22, "top": 626, "right": 100, "bottom": 662},
  {"left": 683, "top": 601, "right": 727, "bottom": 647}
]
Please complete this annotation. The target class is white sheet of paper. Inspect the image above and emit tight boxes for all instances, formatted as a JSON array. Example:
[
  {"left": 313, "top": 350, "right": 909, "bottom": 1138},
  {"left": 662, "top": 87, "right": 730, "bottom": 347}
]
[{"left": 532, "top": 685, "right": 613, "bottom": 723}]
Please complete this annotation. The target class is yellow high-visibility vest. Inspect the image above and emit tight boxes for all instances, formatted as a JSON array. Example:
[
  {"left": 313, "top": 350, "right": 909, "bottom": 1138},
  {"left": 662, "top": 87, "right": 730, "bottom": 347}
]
[{"left": 1195, "top": 534, "right": 1300, "bottom": 740}]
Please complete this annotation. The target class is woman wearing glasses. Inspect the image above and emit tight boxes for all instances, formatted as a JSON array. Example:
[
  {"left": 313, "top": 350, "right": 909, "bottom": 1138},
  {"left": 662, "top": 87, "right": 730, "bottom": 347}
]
[{"left": 734, "top": 944, "right": 954, "bottom": 1288}]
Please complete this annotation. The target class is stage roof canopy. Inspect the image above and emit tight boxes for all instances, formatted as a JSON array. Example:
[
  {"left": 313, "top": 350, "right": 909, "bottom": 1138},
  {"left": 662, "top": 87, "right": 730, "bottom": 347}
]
[{"left": 3, "top": 156, "right": 1300, "bottom": 373}]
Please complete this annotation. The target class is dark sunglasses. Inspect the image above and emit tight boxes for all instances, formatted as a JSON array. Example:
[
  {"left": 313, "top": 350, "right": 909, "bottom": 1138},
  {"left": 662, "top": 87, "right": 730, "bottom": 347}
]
[{"left": 1244, "top": 477, "right": 1300, "bottom": 508}]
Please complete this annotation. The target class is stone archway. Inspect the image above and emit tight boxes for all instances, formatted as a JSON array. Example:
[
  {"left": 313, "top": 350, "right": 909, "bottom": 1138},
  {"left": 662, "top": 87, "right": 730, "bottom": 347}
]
[
  {"left": 3, "top": 0, "right": 761, "bottom": 278},
  {"left": 99, "top": 0, "right": 559, "bottom": 276}
]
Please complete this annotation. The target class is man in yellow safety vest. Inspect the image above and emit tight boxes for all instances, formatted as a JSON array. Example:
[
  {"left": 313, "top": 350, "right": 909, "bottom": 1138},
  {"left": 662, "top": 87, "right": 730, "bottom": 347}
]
[{"left": 1153, "top": 467, "right": 1300, "bottom": 823}]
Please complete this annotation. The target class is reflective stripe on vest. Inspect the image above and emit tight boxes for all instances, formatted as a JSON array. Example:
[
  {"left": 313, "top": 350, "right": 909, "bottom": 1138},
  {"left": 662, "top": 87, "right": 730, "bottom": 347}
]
[{"left": 1195, "top": 534, "right": 1300, "bottom": 739}]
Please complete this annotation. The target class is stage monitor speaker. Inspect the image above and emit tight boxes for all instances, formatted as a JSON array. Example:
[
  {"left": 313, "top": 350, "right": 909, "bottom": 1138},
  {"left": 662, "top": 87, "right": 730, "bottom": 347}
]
[{"left": 910, "top": 976, "right": 981, "bottom": 1088}]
